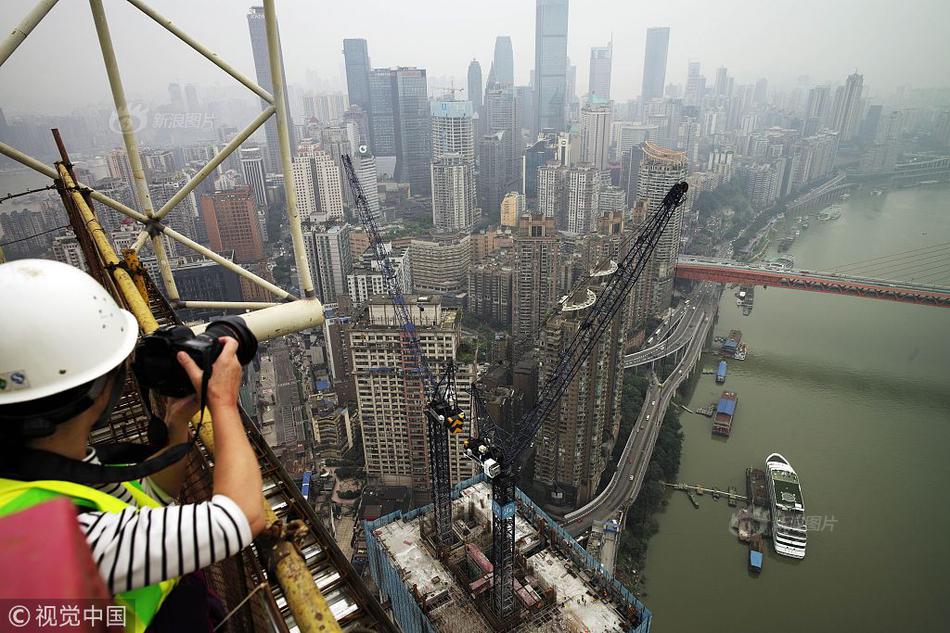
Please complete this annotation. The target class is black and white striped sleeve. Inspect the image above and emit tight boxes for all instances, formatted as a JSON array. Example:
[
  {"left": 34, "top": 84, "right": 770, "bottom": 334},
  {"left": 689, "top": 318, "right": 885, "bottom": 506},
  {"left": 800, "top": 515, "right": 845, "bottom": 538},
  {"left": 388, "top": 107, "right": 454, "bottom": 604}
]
[{"left": 76, "top": 495, "right": 253, "bottom": 594}]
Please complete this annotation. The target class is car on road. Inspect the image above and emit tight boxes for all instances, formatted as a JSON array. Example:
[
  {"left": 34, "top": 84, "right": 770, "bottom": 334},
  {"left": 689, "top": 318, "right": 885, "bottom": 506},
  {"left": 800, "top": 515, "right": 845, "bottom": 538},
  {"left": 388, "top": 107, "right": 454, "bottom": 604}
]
[{"left": 629, "top": 475, "right": 635, "bottom": 481}]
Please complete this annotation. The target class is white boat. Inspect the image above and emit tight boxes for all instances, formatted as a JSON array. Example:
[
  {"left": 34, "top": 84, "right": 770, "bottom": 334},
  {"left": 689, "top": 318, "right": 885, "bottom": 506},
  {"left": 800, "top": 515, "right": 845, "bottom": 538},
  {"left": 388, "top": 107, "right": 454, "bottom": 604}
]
[{"left": 766, "top": 453, "right": 807, "bottom": 559}]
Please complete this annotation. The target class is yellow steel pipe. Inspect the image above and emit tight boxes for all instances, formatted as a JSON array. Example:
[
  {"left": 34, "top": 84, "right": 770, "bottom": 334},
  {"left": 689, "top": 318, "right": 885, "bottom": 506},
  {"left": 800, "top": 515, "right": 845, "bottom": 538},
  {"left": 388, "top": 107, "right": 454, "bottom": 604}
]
[{"left": 57, "top": 163, "right": 159, "bottom": 334}]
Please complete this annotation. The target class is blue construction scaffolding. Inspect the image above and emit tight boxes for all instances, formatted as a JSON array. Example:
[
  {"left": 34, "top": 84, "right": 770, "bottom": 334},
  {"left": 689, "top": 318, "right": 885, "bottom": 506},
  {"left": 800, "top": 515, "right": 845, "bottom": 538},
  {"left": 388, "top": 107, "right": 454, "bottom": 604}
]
[{"left": 363, "top": 474, "right": 652, "bottom": 633}]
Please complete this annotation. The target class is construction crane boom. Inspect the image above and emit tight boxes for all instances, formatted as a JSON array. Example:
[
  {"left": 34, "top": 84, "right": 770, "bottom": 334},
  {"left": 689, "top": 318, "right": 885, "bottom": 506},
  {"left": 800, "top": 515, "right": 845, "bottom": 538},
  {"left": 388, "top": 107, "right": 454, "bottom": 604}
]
[
  {"left": 466, "top": 181, "right": 689, "bottom": 619},
  {"left": 341, "top": 154, "right": 462, "bottom": 549}
]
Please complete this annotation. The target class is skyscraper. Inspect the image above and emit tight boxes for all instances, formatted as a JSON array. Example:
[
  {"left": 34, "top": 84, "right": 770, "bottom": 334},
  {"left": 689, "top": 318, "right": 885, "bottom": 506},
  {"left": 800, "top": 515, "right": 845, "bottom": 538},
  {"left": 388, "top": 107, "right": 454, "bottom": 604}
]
[
  {"left": 565, "top": 164, "right": 600, "bottom": 234},
  {"left": 368, "top": 67, "right": 432, "bottom": 193},
  {"left": 430, "top": 155, "right": 475, "bottom": 232},
  {"left": 579, "top": 102, "right": 612, "bottom": 171},
  {"left": 343, "top": 39, "right": 372, "bottom": 114},
  {"left": 478, "top": 132, "right": 509, "bottom": 219},
  {"left": 351, "top": 296, "right": 474, "bottom": 499},
  {"left": 302, "top": 222, "right": 353, "bottom": 303},
  {"left": 246, "top": 6, "right": 297, "bottom": 172},
  {"left": 512, "top": 214, "right": 559, "bottom": 351},
  {"left": 491, "top": 36, "right": 514, "bottom": 86},
  {"left": 534, "top": 0, "right": 569, "bottom": 132},
  {"left": 685, "top": 61, "right": 704, "bottom": 107},
  {"left": 467, "top": 59, "right": 483, "bottom": 111},
  {"left": 292, "top": 148, "right": 344, "bottom": 223},
  {"left": 240, "top": 146, "right": 267, "bottom": 208},
  {"left": 354, "top": 146, "right": 381, "bottom": 219},
  {"left": 431, "top": 99, "right": 476, "bottom": 232},
  {"left": 641, "top": 27, "right": 670, "bottom": 101},
  {"left": 830, "top": 72, "right": 864, "bottom": 142},
  {"left": 199, "top": 185, "right": 266, "bottom": 295},
  {"left": 635, "top": 142, "right": 688, "bottom": 316},
  {"left": 484, "top": 83, "right": 521, "bottom": 190},
  {"left": 587, "top": 43, "right": 612, "bottom": 102}
]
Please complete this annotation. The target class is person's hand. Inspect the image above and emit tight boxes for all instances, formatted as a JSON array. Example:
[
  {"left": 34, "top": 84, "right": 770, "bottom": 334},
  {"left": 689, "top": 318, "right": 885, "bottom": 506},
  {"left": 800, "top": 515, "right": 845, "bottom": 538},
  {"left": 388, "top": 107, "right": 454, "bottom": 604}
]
[
  {"left": 176, "top": 337, "right": 244, "bottom": 411},
  {"left": 163, "top": 393, "right": 199, "bottom": 438}
]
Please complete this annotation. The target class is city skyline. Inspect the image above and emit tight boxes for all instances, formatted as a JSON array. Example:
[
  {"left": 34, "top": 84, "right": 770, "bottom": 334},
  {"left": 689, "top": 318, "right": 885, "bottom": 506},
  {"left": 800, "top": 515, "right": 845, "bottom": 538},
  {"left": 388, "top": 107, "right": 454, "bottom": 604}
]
[{"left": 2, "top": 0, "right": 949, "bottom": 116}]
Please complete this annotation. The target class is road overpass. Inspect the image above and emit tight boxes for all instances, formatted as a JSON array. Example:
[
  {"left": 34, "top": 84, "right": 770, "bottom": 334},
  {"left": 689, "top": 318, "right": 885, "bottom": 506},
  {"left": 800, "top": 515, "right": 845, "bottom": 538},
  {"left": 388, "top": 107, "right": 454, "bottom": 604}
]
[
  {"left": 675, "top": 256, "right": 950, "bottom": 307},
  {"left": 562, "top": 285, "right": 717, "bottom": 537}
]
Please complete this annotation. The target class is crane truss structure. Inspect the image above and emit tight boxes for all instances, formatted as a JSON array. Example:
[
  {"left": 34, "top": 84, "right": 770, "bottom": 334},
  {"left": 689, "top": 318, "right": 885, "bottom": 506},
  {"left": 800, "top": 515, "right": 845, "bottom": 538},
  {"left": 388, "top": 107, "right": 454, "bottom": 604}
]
[
  {"left": 1, "top": 0, "right": 317, "bottom": 320},
  {"left": 341, "top": 154, "right": 457, "bottom": 551}
]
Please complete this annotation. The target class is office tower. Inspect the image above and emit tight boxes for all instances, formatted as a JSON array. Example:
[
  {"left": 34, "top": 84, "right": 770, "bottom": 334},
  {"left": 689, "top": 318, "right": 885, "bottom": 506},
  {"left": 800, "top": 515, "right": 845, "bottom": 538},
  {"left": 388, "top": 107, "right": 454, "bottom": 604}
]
[
  {"left": 515, "top": 85, "right": 535, "bottom": 139},
  {"left": 484, "top": 83, "right": 521, "bottom": 190},
  {"left": 149, "top": 171, "right": 200, "bottom": 251},
  {"left": 579, "top": 102, "right": 611, "bottom": 171},
  {"left": 565, "top": 60, "right": 578, "bottom": 122},
  {"left": 713, "top": 66, "right": 731, "bottom": 98},
  {"left": 240, "top": 146, "right": 267, "bottom": 208},
  {"left": 500, "top": 191, "right": 525, "bottom": 227},
  {"left": 292, "top": 148, "right": 344, "bottom": 222},
  {"left": 511, "top": 214, "right": 559, "bottom": 351},
  {"left": 467, "top": 60, "right": 483, "bottom": 111},
  {"left": 199, "top": 186, "right": 265, "bottom": 264},
  {"left": 491, "top": 36, "right": 514, "bottom": 86},
  {"left": 468, "top": 252, "right": 514, "bottom": 327},
  {"left": 430, "top": 155, "right": 475, "bottom": 232},
  {"left": 369, "top": 69, "right": 398, "bottom": 159},
  {"left": 368, "top": 67, "right": 431, "bottom": 193},
  {"left": 354, "top": 146, "right": 381, "bottom": 219},
  {"left": 635, "top": 142, "right": 688, "bottom": 316},
  {"left": 685, "top": 61, "right": 704, "bottom": 107},
  {"left": 830, "top": 72, "right": 864, "bottom": 142},
  {"left": 641, "top": 27, "right": 670, "bottom": 101},
  {"left": 246, "top": 6, "right": 297, "bottom": 172},
  {"left": 588, "top": 43, "right": 612, "bottom": 102},
  {"left": 409, "top": 233, "right": 473, "bottom": 294},
  {"left": 534, "top": 0, "right": 569, "bottom": 132},
  {"left": 343, "top": 39, "right": 372, "bottom": 115},
  {"left": 565, "top": 164, "right": 600, "bottom": 233},
  {"left": 524, "top": 133, "right": 558, "bottom": 199},
  {"left": 350, "top": 296, "right": 474, "bottom": 498},
  {"left": 347, "top": 242, "right": 412, "bottom": 305},
  {"left": 478, "top": 132, "right": 509, "bottom": 219},
  {"left": 302, "top": 222, "right": 353, "bottom": 303}
]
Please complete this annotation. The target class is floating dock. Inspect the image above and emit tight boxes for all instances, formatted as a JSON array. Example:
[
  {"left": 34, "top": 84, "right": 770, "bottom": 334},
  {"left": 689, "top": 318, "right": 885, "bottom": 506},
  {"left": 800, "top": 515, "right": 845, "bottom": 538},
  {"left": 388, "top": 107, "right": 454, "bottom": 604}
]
[{"left": 662, "top": 482, "right": 748, "bottom": 504}]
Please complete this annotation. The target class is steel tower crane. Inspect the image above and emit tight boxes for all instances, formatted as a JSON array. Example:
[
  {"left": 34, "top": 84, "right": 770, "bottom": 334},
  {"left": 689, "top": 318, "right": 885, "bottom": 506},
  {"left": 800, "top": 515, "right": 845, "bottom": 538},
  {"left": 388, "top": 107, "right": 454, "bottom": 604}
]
[
  {"left": 341, "top": 154, "right": 463, "bottom": 550},
  {"left": 466, "top": 181, "right": 689, "bottom": 620}
]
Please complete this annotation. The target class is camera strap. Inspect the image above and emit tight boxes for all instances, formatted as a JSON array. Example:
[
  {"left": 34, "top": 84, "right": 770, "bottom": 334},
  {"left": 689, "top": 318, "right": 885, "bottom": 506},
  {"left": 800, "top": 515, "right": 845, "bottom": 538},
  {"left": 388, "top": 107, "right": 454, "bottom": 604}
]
[{"left": 2, "top": 353, "right": 216, "bottom": 486}]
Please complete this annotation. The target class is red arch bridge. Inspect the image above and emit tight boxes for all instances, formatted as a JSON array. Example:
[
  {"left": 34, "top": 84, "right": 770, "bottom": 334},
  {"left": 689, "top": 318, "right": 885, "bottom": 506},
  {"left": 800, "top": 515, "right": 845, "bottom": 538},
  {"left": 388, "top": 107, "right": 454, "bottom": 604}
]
[{"left": 674, "top": 257, "right": 950, "bottom": 308}]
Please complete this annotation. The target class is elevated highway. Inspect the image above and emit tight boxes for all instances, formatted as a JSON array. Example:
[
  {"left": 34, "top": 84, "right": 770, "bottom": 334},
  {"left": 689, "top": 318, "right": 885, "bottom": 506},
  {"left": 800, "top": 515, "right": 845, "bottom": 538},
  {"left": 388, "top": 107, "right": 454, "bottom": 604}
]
[{"left": 562, "top": 286, "right": 717, "bottom": 537}]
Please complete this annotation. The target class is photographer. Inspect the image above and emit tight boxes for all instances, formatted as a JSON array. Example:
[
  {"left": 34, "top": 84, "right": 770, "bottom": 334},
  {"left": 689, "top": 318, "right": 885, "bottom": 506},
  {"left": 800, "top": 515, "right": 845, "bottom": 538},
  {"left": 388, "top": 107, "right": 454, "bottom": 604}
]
[{"left": 0, "top": 259, "right": 265, "bottom": 631}]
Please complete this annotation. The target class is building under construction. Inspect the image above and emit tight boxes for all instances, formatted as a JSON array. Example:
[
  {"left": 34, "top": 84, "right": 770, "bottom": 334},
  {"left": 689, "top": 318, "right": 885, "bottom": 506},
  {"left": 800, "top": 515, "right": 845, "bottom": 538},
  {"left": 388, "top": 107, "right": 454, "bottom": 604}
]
[{"left": 365, "top": 474, "right": 650, "bottom": 633}]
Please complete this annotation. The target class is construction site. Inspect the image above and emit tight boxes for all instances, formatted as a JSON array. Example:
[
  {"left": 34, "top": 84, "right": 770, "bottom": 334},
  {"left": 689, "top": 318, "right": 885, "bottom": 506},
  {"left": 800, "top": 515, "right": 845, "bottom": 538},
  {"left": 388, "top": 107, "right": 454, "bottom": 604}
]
[{"left": 365, "top": 474, "right": 650, "bottom": 633}]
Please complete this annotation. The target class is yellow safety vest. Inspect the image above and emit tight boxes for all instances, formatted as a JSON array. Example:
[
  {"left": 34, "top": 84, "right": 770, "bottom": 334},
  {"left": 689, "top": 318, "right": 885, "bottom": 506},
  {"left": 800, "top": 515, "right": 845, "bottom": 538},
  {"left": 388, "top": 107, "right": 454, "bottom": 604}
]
[{"left": 0, "top": 477, "right": 179, "bottom": 633}]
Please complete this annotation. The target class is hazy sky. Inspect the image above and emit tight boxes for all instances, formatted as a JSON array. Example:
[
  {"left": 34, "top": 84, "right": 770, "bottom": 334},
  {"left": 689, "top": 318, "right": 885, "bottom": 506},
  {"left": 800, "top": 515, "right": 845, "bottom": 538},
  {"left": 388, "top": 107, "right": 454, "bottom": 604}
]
[{"left": 1, "top": 0, "right": 948, "bottom": 115}]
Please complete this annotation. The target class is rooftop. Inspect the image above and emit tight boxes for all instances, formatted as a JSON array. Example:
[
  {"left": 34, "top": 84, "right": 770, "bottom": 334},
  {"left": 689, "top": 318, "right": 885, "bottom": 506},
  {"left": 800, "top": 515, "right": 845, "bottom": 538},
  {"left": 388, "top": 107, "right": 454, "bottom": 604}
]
[{"left": 367, "top": 479, "right": 647, "bottom": 632}]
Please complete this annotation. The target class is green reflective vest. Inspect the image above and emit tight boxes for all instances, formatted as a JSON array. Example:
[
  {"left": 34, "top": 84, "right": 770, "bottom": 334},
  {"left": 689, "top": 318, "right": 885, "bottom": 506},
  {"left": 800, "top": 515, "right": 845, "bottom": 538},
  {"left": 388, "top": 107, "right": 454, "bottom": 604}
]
[{"left": 0, "top": 477, "right": 178, "bottom": 632}]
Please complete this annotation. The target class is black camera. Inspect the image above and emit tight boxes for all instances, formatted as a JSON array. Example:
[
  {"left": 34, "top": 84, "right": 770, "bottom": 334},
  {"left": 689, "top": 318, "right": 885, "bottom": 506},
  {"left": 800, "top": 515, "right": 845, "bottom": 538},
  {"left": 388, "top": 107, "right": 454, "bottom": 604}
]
[{"left": 132, "top": 316, "right": 258, "bottom": 397}]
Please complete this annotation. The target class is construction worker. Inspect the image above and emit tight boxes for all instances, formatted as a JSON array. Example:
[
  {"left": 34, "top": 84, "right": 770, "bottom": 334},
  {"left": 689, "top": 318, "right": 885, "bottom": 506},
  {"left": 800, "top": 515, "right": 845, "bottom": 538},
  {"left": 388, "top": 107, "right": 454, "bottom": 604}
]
[{"left": 0, "top": 259, "right": 266, "bottom": 631}]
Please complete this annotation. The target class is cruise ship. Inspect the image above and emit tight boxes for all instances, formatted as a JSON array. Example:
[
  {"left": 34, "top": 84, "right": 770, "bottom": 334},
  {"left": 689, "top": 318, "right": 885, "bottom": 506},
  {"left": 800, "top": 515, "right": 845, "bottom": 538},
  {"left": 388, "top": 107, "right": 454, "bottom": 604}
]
[{"left": 766, "top": 453, "right": 807, "bottom": 559}]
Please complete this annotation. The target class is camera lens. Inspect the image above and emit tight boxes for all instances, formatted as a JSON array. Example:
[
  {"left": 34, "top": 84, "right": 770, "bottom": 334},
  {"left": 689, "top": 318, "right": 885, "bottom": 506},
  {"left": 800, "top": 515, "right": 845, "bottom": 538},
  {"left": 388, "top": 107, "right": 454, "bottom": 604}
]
[{"left": 203, "top": 316, "right": 258, "bottom": 364}]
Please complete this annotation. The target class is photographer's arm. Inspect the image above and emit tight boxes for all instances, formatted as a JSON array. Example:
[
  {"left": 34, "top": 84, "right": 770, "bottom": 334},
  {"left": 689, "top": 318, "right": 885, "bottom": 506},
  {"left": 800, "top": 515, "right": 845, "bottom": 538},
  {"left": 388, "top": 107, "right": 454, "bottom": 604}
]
[{"left": 177, "top": 338, "right": 266, "bottom": 536}]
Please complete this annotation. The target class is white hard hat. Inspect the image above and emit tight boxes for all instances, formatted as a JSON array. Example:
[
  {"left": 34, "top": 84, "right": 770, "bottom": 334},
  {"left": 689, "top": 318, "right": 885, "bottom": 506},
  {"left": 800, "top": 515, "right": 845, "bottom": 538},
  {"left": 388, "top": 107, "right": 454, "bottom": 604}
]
[{"left": 0, "top": 259, "right": 139, "bottom": 405}]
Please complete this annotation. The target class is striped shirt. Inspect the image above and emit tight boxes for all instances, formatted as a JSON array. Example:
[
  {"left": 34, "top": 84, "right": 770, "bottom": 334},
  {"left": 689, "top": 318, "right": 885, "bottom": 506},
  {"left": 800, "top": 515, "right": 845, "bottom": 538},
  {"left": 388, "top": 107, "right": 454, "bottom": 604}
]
[{"left": 76, "top": 448, "right": 252, "bottom": 595}]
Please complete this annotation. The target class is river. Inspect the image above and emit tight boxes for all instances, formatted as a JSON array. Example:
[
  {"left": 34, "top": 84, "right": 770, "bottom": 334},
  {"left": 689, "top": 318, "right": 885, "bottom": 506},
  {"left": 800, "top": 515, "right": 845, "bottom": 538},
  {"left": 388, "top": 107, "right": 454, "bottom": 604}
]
[{"left": 639, "top": 184, "right": 950, "bottom": 632}]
